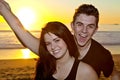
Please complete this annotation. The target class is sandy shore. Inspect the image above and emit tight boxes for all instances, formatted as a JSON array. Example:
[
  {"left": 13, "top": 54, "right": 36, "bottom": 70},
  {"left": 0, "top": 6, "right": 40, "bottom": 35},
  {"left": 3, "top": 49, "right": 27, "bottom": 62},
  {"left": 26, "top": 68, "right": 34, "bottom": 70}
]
[
  {"left": 0, "top": 58, "right": 37, "bottom": 80},
  {"left": 0, "top": 55, "right": 120, "bottom": 80},
  {"left": 99, "top": 54, "right": 120, "bottom": 80},
  {"left": 112, "top": 54, "right": 120, "bottom": 71}
]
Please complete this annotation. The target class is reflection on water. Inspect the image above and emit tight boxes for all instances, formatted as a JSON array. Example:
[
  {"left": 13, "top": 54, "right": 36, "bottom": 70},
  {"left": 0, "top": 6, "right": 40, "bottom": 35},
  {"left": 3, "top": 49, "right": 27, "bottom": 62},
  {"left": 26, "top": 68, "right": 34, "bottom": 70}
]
[
  {"left": 22, "top": 49, "right": 33, "bottom": 59},
  {"left": 0, "top": 49, "right": 38, "bottom": 60}
]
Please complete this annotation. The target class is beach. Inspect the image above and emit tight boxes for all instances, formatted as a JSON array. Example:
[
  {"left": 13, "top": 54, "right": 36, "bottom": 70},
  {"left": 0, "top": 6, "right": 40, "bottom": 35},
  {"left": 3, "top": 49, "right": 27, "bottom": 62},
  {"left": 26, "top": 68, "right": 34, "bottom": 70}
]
[
  {"left": 0, "top": 54, "right": 120, "bottom": 80},
  {"left": 0, "top": 58, "right": 37, "bottom": 80},
  {"left": 100, "top": 54, "right": 120, "bottom": 80}
]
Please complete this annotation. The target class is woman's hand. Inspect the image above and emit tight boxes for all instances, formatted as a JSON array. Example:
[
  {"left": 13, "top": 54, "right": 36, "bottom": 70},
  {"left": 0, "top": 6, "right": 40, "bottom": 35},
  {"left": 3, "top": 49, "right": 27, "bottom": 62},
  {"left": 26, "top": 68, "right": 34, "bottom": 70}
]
[{"left": 0, "top": 0, "right": 11, "bottom": 15}]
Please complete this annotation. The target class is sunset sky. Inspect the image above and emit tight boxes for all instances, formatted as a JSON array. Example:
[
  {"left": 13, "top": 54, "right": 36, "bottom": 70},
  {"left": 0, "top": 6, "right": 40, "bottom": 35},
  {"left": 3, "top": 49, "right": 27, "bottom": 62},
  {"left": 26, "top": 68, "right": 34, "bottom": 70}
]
[{"left": 0, "top": 0, "right": 120, "bottom": 30}]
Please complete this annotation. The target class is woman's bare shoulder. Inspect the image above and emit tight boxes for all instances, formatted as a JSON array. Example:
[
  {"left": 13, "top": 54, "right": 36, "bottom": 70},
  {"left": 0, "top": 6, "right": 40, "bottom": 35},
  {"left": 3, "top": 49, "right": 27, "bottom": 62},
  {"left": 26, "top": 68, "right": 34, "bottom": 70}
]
[{"left": 76, "top": 61, "right": 98, "bottom": 80}]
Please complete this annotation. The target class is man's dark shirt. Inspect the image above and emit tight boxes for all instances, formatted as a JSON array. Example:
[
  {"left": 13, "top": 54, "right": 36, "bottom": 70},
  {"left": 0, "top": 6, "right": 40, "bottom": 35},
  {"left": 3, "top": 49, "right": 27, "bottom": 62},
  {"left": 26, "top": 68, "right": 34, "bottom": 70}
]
[{"left": 81, "top": 39, "right": 114, "bottom": 77}]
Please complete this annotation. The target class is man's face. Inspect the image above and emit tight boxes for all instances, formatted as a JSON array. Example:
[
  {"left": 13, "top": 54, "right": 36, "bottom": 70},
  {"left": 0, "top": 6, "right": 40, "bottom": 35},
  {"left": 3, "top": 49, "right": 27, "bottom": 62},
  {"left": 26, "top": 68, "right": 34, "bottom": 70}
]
[{"left": 72, "top": 14, "right": 98, "bottom": 47}]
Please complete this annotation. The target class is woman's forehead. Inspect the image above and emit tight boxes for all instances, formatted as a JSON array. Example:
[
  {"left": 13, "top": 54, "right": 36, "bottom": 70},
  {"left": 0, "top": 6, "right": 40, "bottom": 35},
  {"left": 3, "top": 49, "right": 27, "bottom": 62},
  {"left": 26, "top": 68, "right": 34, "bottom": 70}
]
[{"left": 44, "top": 32, "right": 59, "bottom": 41}]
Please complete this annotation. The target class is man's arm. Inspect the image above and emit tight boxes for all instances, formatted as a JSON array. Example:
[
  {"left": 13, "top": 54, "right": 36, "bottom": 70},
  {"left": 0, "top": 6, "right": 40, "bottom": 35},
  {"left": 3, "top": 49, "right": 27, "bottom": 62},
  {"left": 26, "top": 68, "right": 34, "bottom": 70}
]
[{"left": 0, "top": 1, "right": 39, "bottom": 54}]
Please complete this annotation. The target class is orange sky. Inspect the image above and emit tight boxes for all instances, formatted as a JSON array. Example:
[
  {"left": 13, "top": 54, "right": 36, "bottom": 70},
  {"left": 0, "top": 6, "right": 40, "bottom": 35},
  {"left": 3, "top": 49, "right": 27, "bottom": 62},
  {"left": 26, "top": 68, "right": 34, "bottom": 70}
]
[{"left": 0, "top": 0, "right": 120, "bottom": 31}]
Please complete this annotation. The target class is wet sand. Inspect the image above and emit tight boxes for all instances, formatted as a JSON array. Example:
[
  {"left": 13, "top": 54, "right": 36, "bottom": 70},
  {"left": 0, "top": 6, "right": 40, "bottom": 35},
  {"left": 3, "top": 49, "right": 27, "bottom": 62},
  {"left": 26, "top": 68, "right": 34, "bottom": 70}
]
[
  {"left": 0, "top": 58, "right": 37, "bottom": 80},
  {"left": 99, "top": 54, "right": 120, "bottom": 80}
]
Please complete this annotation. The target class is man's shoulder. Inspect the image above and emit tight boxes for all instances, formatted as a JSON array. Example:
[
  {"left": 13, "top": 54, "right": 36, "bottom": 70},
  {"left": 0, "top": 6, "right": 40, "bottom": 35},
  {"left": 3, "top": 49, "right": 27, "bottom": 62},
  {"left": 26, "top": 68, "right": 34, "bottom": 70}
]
[
  {"left": 90, "top": 39, "right": 112, "bottom": 57},
  {"left": 91, "top": 39, "right": 109, "bottom": 51},
  {"left": 91, "top": 39, "right": 103, "bottom": 47}
]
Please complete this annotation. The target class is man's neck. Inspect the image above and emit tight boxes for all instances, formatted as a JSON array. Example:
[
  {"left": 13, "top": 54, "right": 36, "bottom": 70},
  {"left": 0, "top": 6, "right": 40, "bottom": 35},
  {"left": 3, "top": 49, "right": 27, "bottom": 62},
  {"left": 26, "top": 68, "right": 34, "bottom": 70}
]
[{"left": 78, "top": 40, "right": 92, "bottom": 59}]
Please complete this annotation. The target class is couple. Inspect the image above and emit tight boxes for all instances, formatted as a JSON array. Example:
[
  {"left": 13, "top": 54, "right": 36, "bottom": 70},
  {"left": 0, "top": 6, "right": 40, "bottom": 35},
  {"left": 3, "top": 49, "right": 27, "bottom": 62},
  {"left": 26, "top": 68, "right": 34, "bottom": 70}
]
[{"left": 0, "top": 1, "right": 119, "bottom": 80}]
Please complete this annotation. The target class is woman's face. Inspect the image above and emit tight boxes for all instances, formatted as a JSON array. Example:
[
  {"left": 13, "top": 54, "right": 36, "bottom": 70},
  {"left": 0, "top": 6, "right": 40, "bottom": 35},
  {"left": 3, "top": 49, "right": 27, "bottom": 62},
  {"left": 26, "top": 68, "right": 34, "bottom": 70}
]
[{"left": 44, "top": 32, "right": 68, "bottom": 59}]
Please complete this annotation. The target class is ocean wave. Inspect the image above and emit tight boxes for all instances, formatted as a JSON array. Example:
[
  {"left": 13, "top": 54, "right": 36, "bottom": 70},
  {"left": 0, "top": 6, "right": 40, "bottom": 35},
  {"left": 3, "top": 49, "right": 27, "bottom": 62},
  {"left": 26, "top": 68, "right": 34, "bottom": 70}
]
[
  {"left": 0, "top": 31, "right": 120, "bottom": 49},
  {"left": 0, "top": 44, "right": 25, "bottom": 49},
  {"left": 93, "top": 31, "right": 120, "bottom": 45}
]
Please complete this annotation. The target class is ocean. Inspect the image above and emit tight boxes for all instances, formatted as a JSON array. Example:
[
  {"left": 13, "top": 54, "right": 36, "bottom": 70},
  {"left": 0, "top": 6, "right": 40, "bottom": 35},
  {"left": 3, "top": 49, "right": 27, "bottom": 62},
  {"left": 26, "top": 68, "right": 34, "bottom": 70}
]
[
  {"left": 0, "top": 24, "right": 120, "bottom": 59},
  {"left": 0, "top": 31, "right": 40, "bottom": 49}
]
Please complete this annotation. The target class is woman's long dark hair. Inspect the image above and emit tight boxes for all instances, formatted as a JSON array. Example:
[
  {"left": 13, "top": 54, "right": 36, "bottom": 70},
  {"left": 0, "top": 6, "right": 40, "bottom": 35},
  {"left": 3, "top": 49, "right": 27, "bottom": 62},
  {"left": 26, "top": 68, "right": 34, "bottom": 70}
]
[{"left": 34, "top": 21, "right": 79, "bottom": 80}]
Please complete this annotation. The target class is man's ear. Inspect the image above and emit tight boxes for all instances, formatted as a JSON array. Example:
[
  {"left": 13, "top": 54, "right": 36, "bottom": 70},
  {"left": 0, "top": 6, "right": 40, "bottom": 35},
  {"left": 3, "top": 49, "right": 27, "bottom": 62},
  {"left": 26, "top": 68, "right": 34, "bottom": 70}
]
[
  {"left": 71, "top": 22, "right": 74, "bottom": 30},
  {"left": 70, "top": 22, "right": 75, "bottom": 35},
  {"left": 95, "top": 26, "right": 98, "bottom": 34}
]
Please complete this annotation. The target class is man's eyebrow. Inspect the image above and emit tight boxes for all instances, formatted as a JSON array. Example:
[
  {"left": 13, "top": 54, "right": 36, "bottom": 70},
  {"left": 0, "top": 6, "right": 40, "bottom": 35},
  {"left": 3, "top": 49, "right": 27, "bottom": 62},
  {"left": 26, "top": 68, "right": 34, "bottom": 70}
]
[
  {"left": 76, "top": 21, "right": 82, "bottom": 24},
  {"left": 76, "top": 21, "right": 96, "bottom": 26},
  {"left": 88, "top": 23, "right": 96, "bottom": 26}
]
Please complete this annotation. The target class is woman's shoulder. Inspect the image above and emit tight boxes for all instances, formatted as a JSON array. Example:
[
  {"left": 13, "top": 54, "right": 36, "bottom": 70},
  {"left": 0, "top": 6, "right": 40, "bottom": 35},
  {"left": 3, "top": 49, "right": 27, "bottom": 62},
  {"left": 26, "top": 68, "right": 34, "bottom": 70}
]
[
  {"left": 78, "top": 61, "right": 95, "bottom": 73},
  {"left": 76, "top": 61, "right": 98, "bottom": 80}
]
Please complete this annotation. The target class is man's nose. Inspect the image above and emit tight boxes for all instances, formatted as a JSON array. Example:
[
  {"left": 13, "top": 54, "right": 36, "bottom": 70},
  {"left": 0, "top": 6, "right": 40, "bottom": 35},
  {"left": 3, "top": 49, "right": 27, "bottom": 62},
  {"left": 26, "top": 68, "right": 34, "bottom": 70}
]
[{"left": 82, "top": 26, "right": 87, "bottom": 33}]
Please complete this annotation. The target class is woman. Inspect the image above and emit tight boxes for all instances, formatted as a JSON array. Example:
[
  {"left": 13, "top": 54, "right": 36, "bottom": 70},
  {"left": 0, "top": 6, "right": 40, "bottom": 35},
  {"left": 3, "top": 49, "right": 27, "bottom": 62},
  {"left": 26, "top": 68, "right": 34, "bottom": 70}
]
[
  {"left": 34, "top": 22, "right": 98, "bottom": 80},
  {"left": 0, "top": 1, "right": 98, "bottom": 80}
]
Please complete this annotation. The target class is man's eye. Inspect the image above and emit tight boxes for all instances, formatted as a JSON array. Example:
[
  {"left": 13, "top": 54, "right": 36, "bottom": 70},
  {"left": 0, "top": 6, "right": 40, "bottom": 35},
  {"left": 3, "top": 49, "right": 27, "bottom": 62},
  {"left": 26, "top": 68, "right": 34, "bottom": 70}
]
[
  {"left": 78, "top": 23, "right": 83, "bottom": 26},
  {"left": 88, "top": 25, "right": 95, "bottom": 29},
  {"left": 75, "top": 23, "right": 83, "bottom": 28}
]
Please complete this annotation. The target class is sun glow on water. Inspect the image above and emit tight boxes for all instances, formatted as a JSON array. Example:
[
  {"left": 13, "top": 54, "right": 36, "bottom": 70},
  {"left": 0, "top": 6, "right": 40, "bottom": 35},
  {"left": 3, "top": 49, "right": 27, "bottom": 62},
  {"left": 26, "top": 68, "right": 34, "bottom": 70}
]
[
  {"left": 22, "top": 49, "right": 38, "bottom": 59},
  {"left": 22, "top": 49, "right": 31, "bottom": 59}
]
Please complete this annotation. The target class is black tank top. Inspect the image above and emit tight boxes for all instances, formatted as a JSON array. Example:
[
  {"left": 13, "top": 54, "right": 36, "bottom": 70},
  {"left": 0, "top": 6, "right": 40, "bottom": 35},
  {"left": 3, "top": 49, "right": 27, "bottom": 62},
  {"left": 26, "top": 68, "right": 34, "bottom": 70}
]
[{"left": 48, "top": 59, "right": 80, "bottom": 80}]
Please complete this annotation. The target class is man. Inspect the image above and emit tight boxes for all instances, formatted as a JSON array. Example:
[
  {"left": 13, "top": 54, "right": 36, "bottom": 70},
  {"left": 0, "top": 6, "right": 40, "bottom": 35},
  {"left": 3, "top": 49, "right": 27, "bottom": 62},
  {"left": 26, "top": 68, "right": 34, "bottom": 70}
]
[
  {"left": 0, "top": 1, "right": 119, "bottom": 79},
  {"left": 71, "top": 4, "right": 120, "bottom": 79},
  {"left": 70, "top": 4, "right": 119, "bottom": 79}
]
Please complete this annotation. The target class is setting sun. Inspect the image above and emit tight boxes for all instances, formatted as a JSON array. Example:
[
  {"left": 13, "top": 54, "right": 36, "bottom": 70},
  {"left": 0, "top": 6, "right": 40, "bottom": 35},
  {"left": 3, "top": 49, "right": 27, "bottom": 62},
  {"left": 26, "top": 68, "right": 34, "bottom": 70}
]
[{"left": 16, "top": 7, "right": 36, "bottom": 30}]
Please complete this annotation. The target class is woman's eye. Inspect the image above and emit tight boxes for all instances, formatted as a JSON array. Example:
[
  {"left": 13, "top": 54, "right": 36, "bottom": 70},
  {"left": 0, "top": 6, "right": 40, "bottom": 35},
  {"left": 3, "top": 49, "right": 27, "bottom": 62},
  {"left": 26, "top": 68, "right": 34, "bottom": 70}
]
[
  {"left": 55, "top": 39, "right": 60, "bottom": 42},
  {"left": 45, "top": 42, "right": 50, "bottom": 46}
]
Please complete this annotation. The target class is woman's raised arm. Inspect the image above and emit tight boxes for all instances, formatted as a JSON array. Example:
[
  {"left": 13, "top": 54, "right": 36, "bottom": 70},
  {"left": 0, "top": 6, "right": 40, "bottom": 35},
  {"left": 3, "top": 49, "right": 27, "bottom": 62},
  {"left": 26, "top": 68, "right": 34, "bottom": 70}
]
[{"left": 0, "top": 1, "right": 39, "bottom": 55}]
